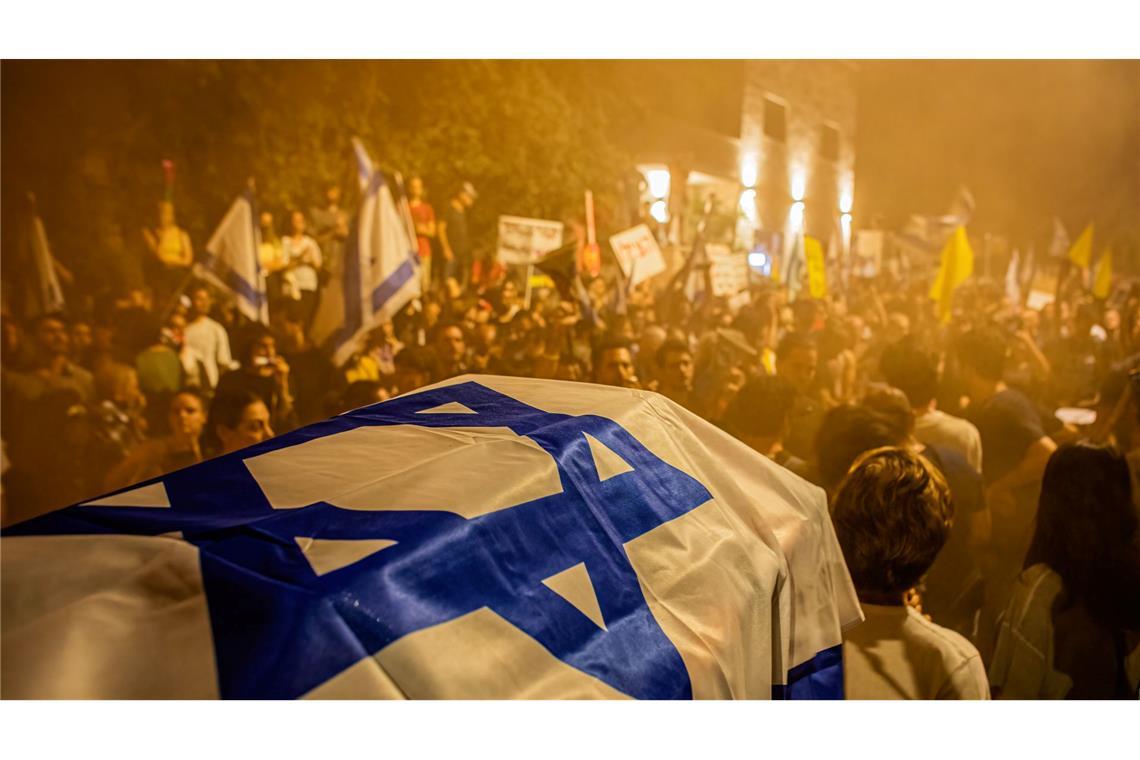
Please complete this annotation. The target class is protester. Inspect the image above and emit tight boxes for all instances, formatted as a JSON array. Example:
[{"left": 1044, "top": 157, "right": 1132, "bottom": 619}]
[
  {"left": 834, "top": 447, "right": 990, "bottom": 699},
  {"left": 281, "top": 210, "right": 324, "bottom": 329},
  {"left": 592, "top": 335, "right": 639, "bottom": 389},
  {"left": 89, "top": 362, "right": 149, "bottom": 488},
  {"left": 142, "top": 200, "right": 193, "bottom": 305},
  {"left": 105, "top": 390, "right": 206, "bottom": 490},
  {"left": 776, "top": 331, "right": 825, "bottom": 461},
  {"left": 182, "top": 284, "right": 236, "bottom": 392},
  {"left": 2, "top": 312, "right": 95, "bottom": 406},
  {"left": 214, "top": 325, "right": 297, "bottom": 435},
  {"left": 204, "top": 388, "right": 275, "bottom": 457},
  {"left": 438, "top": 182, "right": 476, "bottom": 289},
  {"left": 956, "top": 326, "right": 1058, "bottom": 638},
  {"left": 880, "top": 335, "right": 983, "bottom": 472},
  {"left": 725, "top": 374, "right": 812, "bottom": 480},
  {"left": 654, "top": 337, "right": 694, "bottom": 408},
  {"left": 407, "top": 176, "right": 436, "bottom": 291},
  {"left": 863, "top": 387, "right": 989, "bottom": 638},
  {"left": 989, "top": 443, "right": 1140, "bottom": 698}
]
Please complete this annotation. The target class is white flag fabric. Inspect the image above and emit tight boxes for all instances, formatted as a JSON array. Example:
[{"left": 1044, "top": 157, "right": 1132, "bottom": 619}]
[
  {"left": 1048, "top": 218, "right": 1070, "bottom": 260},
  {"left": 318, "top": 139, "right": 421, "bottom": 365},
  {"left": 1, "top": 376, "right": 861, "bottom": 700},
  {"left": 1005, "top": 248, "right": 1021, "bottom": 306},
  {"left": 22, "top": 209, "right": 66, "bottom": 318},
  {"left": 199, "top": 191, "right": 268, "bottom": 323}
]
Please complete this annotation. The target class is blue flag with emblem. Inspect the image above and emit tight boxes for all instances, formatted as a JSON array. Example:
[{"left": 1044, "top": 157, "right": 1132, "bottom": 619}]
[
  {"left": 198, "top": 190, "right": 268, "bottom": 324},
  {"left": 1, "top": 376, "right": 861, "bottom": 699}
]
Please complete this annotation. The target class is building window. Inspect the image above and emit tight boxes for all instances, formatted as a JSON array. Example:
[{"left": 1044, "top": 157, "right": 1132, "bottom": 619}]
[
  {"left": 763, "top": 97, "right": 786, "bottom": 143},
  {"left": 820, "top": 124, "right": 840, "bottom": 162}
]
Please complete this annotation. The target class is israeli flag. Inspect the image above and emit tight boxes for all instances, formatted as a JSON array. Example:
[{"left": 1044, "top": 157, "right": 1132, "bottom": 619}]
[
  {"left": 21, "top": 199, "right": 66, "bottom": 318},
  {"left": 326, "top": 139, "right": 421, "bottom": 366},
  {"left": 199, "top": 191, "right": 268, "bottom": 324},
  {"left": 1, "top": 377, "right": 862, "bottom": 699}
]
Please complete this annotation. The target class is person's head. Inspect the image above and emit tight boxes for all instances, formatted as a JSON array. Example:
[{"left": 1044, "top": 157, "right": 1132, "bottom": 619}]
[
  {"left": 71, "top": 320, "right": 93, "bottom": 355},
  {"left": 863, "top": 386, "right": 917, "bottom": 444},
  {"left": 655, "top": 338, "right": 694, "bottom": 393},
  {"left": 326, "top": 185, "right": 341, "bottom": 207},
  {"left": 168, "top": 390, "right": 206, "bottom": 443},
  {"left": 1104, "top": 307, "right": 1121, "bottom": 333},
  {"left": 1027, "top": 443, "right": 1140, "bottom": 627},
  {"left": 431, "top": 322, "right": 466, "bottom": 366},
  {"left": 393, "top": 347, "right": 433, "bottom": 394},
  {"left": 592, "top": 336, "right": 638, "bottom": 388},
  {"left": 241, "top": 326, "right": 277, "bottom": 374},
  {"left": 955, "top": 326, "right": 1007, "bottom": 387},
  {"left": 814, "top": 404, "right": 901, "bottom": 493},
  {"left": 880, "top": 336, "right": 939, "bottom": 410},
  {"left": 831, "top": 447, "right": 954, "bottom": 601},
  {"left": 31, "top": 313, "right": 70, "bottom": 360},
  {"left": 290, "top": 210, "right": 306, "bottom": 235},
  {"left": 725, "top": 375, "right": 798, "bottom": 451},
  {"left": 189, "top": 285, "right": 213, "bottom": 319},
  {"left": 408, "top": 176, "right": 425, "bottom": 201},
  {"left": 158, "top": 200, "right": 175, "bottom": 227},
  {"left": 341, "top": 380, "right": 390, "bottom": 412},
  {"left": 94, "top": 362, "right": 143, "bottom": 411},
  {"left": 208, "top": 390, "right": 273, "bottom": 455},
  {"left": 776, "top": 332, "right": 818, "bottom": 389},
  {"left": 259, "top": 210, "right": 275, "bottom": 233},
  {"left": 457, "top": 181, "right": 478, "bottom": 207}
]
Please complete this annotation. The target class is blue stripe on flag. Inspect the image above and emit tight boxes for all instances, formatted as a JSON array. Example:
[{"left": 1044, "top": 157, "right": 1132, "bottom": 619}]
[
  {"left": 771, "top": 644, "right": 844, "bottom": 699},
  {"left": 370, "top": 257, "right": 417, "bottom": 315},
  {"left": 8, "top": 381, "right": 712, "bottom": 700}
]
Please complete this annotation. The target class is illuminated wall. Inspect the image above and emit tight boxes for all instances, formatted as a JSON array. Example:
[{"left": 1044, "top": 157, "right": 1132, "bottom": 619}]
[{"left": 739, "top": 61, "right": 859, "bottom": 243}]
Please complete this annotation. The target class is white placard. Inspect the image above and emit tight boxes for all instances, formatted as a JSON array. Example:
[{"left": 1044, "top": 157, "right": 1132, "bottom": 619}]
[
  {"left": 706, "top": 244, "right": 749, "bottom": 297},
  {"left": 497, "top": 216, "right": 564, "bottom": 266},
  {"left": 609, "top": 224, "right": 666, "bottom": 287},
  {"left": 853, "top": 230, "right": 884, "bottom": 277}
]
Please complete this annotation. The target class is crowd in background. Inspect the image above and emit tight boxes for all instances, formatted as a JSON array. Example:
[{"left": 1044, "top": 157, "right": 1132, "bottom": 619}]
[{"left": 2, "top": 174, "right": 1139, "bottom": 700}]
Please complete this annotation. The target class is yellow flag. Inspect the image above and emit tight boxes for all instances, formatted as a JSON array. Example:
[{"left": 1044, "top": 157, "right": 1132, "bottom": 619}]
[
  {"left": 1092, "top": 247, "right": 1113, "bottom": 299},
  {"left": 804, "top": 235, "right": 828, "bottom": 299},
  {"left": 1068, "top": 224, "right": 1094, "bottom": 268},
  {"left": 929, "top": 226, "right": 974, "bottom": 324}
]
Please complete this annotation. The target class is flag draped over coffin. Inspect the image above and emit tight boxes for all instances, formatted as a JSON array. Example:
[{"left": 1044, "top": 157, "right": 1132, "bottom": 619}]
[{"left": 2, "top": 376, "right": 861, "bottom": 700}]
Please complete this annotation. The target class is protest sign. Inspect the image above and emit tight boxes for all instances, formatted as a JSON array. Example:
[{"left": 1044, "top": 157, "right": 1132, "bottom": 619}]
[
  {"left": 706, "top": 244, "right": 749, "bottom": 297},
  {"left": 497, "top": 216, "right": 564, "bottom": 266},
  {"left": 609, "top": 224, "right": 666, "bottom": 287}
]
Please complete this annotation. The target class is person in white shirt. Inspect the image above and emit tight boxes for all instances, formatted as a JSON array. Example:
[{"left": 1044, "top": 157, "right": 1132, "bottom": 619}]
[
  {"left": 182, "top": 284, "right": 236, "bottom": 391},
  {"left": 281, "top": 210, "right": 323, "bottom": 330},
  {"left": 833, "top": 446, "right": 990, "bottom": 699},
  {"left": 880, "top": 336, "right": 983, "bottom": 472}
]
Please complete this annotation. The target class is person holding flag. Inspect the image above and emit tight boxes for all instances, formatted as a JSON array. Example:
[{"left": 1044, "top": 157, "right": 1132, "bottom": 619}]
[
  {"left": 319, "top": 138, "right": 422, "bottom": 366},
  {"left": 197, "top": 184, "right": 269, "bottom": 326}
]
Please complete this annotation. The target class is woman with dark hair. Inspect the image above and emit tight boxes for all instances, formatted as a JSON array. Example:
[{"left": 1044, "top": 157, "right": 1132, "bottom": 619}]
[
  {"left": 204, "top": 389, "right": 274, "bottom": 457},
  {"left": 990, "top": 443, "right": 1140, "bottom": 698},
  {"left": 104, "top": 390, "right": 207, "bottom": 490}
]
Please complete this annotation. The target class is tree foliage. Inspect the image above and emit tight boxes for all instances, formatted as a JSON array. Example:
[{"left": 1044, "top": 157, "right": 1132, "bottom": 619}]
[{"left": 2, "top": 60, "right": 650, "bottom": 298}]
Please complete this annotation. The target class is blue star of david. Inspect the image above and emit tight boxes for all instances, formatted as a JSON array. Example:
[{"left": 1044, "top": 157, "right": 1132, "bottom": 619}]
[{"left": 7, "top": 381, "right": 715, "bottom": 699}]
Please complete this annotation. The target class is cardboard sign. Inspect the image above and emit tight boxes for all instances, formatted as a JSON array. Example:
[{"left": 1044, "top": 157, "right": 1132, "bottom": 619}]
[
  {"left": 609, "top": 224, "right": 666, "bottom": 287},
  {"left": 706, "top": 244, "right": 749, "bottom": 297},
  {"left": 497, "top": 216, "right": 564, "bottom": 266}
]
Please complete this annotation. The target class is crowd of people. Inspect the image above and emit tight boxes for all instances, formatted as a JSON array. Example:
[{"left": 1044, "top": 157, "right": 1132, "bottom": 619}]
[{"left": 2, "top": 174, "right": 1139, "bottom": 700}]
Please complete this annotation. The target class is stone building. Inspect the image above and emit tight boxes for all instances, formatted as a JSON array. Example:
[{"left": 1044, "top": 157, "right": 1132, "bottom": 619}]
[{"left": 739, "top": 60, "right": 859, "bottom": 245}]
